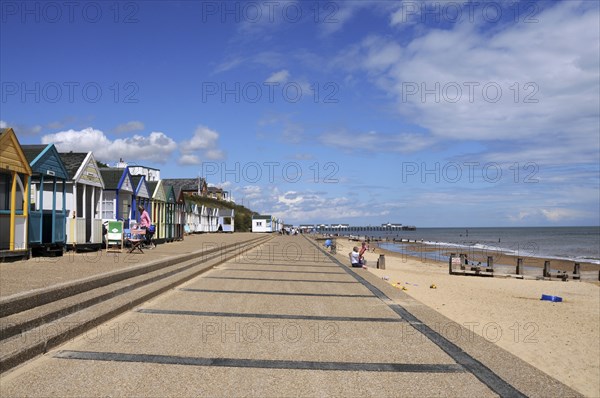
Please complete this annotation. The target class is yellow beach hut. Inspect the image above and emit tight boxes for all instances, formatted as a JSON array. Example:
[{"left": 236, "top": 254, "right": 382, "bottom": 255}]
[{"left": 0, "top": 128, "right": 32, "bottom": 260}]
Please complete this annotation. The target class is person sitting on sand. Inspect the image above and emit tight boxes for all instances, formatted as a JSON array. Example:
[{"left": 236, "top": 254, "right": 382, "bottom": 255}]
[{"left": 349, "top": 247, "right": 361, "bottom": 267}]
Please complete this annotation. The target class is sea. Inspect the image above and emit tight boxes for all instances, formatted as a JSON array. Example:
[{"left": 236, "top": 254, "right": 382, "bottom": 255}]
[{"left": 335, "top": 226, "right": 600, "bottom": 265}]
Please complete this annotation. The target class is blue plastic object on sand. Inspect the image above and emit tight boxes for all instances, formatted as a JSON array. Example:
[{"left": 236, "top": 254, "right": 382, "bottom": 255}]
[
  {"left": 541, "top": 294, "right": 563, "bottom": 302},
  {"left": 325, "top": 239, "right": 332, "bottom": 248}
]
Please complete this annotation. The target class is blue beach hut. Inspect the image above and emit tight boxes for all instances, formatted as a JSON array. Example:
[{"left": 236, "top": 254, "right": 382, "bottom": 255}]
[
  {"left": 22, "top": 144, "right": 69, "bottom": 255},
  {"left": 130, "top": 175, "right": 151, "bottom": 226}
]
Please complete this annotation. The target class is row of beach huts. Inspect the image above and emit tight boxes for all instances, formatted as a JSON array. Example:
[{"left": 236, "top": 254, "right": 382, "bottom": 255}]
[{"left": 0, "top": 128, "right": 235, "bottom": 261}]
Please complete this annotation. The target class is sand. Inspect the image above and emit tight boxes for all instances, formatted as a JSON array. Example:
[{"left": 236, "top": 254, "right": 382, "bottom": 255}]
[{"left": 336, "top": 238, "right": 600, "bottom": 398}]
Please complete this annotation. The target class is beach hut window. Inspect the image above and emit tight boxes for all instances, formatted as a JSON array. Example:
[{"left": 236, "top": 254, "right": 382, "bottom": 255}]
[{"left": 101, "top": 192, "right": 115, "bottom": 219}]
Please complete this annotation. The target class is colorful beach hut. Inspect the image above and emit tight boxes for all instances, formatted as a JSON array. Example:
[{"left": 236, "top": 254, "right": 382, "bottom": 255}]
[
  {"left": 164, "top": 184, "right": 176, "bottom": 242},
  {"left": 147, "top": 180, "right": 166, "bottom": 243},
  {"left": 99, "top": 167, "right": 134, "bottom": 227},
  {"left": 161, "top": 179, "right": 190, "bottom": 241},
  {"left": 130, "top": 175, "right": 151, "bottom": 226},
  {"left": 21, "top": 144, "right": 69, "bottom": 255},
  {"left": 0, "top": 128, "right": 32, "bottom": 260},
  {"left": 60, "top": 152, "right": 105, "bottom": 250}
]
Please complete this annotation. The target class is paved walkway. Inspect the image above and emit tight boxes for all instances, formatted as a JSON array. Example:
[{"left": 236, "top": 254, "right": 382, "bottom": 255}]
[
  {"left": 0, "top": 235, "right": 580, "bottom": 397},
  {"left": 0, "top": 233, "right": 259, "bottom": 299}
]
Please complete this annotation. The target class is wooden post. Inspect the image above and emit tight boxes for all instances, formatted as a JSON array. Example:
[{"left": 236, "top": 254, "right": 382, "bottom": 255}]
[
  {"left": 487, "top": 256, "right": 494, "bottom": 272},
  {"left": 543, "top": 261, "right": 551, "bottom": 278},
  {"left": 516, "top": 258, "right": 523, "bottom": 275},
  {"left": 459, "top": 254, "right": 466, "bottom": 270},
  {"left": 331, "top": 239, "right": 336, "bottom": 254},
  {"left": 573, "top": 263, "right": 580, "bottom": 280},
  {"left": 378, "top": 254, "right": 385, "bottom": 270}
]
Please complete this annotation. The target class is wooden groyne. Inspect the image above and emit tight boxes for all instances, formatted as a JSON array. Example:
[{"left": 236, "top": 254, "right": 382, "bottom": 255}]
[{"left": 448, "top": 254, "right": 598, "bottom": 281}]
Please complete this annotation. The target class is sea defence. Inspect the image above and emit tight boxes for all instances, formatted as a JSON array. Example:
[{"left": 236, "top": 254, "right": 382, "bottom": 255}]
[{"left": 1, "top": 235, "right": 581, "bottom": 397}]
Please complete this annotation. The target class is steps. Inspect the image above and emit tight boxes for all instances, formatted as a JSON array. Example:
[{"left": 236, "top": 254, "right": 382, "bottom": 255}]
[{"left": 0, "top": 235, "right": 271, "bottom": 373}]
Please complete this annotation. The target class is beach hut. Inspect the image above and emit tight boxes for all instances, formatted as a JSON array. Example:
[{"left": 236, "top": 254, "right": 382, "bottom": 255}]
[
  {"left": 193, "top": 203, "right": 201, "bottom": 233},
  {"left": 172, "top": 186, "right": 186, "bottom": 240},
  {"left": 164, "top": 184, "right": 176, "bottom": 242},
  {"left": 130, "top": 175, "right": 151, "bottom": 226},
  {"left": 161, "top": 179, "right": 192, "bottom": 240},
  {"left": 21, "top": 144, "right": 69, "bottom": 255},
  {"left": 0, "top": 128, "right": 32, "bottom": 260},
  {"left": 217, "top": 208, "right": 235, "bottom": 232},
  {"left": 147, "top": 180, "right": 166, "bottom": 243},
  {"left": 99, "top": 167, "right": 134, "bottom": 227},
  {"left": 60, "top": 152, "right": 105, "bottom": 250},
  {"left": 252, "top": 215, "right": 274, "bottom": 233}
]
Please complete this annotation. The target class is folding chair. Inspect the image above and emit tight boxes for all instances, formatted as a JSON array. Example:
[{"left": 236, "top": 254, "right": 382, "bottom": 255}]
[
  {"left": 106, "top": 221, "right": 124, "bottom": 253},
  {"left": 127, "top": 227, "right": 146, "bottom": 254}
]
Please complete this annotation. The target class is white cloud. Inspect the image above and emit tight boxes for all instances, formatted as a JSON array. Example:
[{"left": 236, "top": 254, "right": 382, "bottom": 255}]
[
  {"left": 179, "top": 154, "right": 201, "bottom": 165},
  {"left": 0, "top": 120, "right": 7, "bottom": 128},
  {"left": 179, "top": 125, "right": 225, "bottom": 164},
  {"left": 114, "top": 121, "right": 145, "bottom": 134},
  {"left": 319, "top": 130, "right": 434, "bottom": 153},
  {"left": 42, "top": 127, "right": 177, "bottom": 164},
  {"left": 540, "top": 208, "right": 588, "bottom": 222},
  {"left": 333, "top": 1, "right": 600, "bottom": 164},
  {"left": 265, "top": 69, "right": 290, "bottom": 84}
]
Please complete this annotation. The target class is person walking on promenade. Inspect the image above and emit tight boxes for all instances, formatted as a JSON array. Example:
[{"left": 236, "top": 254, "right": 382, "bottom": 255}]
[{"left": 138, "top": 205, "right": 154, "bottom": 248}]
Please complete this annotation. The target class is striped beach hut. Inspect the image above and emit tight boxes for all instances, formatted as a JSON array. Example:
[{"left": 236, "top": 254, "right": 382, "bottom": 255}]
[
  {"left": 164, "top": 184, "right": 176, "bottom": 242},
  {"left": 60, "top": 152, "right": 105, "bottom": 250},
  {"left": 22, "top": 144, "right": 69, "bottom": 255},
  {"left": 147, "top": 180, "right": 166, "bottom": 243},
  {"left": 0, "top": 128, "right": 32, "bottom": 260}
]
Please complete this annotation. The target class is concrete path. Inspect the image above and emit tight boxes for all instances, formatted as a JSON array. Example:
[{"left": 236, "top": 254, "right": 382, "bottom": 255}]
[
  {"left": 0, "top": 235, "right": 580, "bottom": 397},
  {"left": 0, "top": 233, "right": 259, "bottom": 299}
]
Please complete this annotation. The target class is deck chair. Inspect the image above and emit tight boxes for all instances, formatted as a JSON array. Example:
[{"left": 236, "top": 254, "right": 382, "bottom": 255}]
[{"left": 106, "top": 221, "right": 124, "bottom": 253}]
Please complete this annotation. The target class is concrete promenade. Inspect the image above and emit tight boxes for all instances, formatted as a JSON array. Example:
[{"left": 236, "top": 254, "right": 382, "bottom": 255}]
[
  {"left": 0, "top": 233, "right": 260, "bottom": 299},
  {"left": 0, "top": 235, "right": 580, "bottom": 397}
]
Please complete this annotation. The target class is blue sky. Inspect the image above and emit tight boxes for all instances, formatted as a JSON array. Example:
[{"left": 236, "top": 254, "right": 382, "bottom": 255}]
[{"left": 1, "top": 0, "right": 599, "bottom": 227}]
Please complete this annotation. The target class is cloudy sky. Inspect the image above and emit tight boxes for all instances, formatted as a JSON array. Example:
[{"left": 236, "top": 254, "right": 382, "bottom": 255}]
[{"left": 1, "top": 0, "right": 598, "bottom": 227}]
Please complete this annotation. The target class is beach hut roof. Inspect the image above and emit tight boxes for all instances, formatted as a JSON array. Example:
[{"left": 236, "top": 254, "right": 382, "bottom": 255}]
[
  {"left": 162, "top": 178, "right": 205, "bottom": 196},
  {"left": 218, "top": 208, "right": 234, "bottom": 217},
  {"left": 58, "top": 152, "right": 88, "bottom": 179},
  {"left": 99, "top": 167, "right": 132, "bottom": 191},
  {"left": 0, "top": 128, "right": 32, "bottom": 175},
  {"left": 21, "top": 144, "right": 69, "bottom": 179}
]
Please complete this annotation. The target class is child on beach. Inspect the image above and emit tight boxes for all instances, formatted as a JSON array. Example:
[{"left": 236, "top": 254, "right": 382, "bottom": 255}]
[{"left": 349, "top": 247, "right": 361, "bottom": 267}]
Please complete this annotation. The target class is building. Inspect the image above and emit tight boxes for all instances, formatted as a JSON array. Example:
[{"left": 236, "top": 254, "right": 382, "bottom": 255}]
[
  {"left": 252, "top": 215, "right": 283, "bottom": 233},
  {"left": 0, "top": 128, "right": 32, "bottom": 260}
]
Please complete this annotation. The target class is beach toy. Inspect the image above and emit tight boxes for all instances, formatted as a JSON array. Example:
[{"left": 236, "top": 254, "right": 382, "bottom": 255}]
[
  {"left": 382, "top": 276, "right": 390, "bottom": 281},
  {"left": 391, "top": 283, "right": 397, "bottom": 287},
  {"left": 402, "top": 287, "right": 408, "bottom": 291},
  {"left": 430, "top": 284, "right": 437, "bottom": 289},
  {"left": 541, "top": 294, "right": 563, "bottom": 302}
]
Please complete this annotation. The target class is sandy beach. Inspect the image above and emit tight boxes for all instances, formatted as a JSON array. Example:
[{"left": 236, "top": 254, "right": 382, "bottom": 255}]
[{"left": 335, "top": 238, "right": 600, "bottom": 397}]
